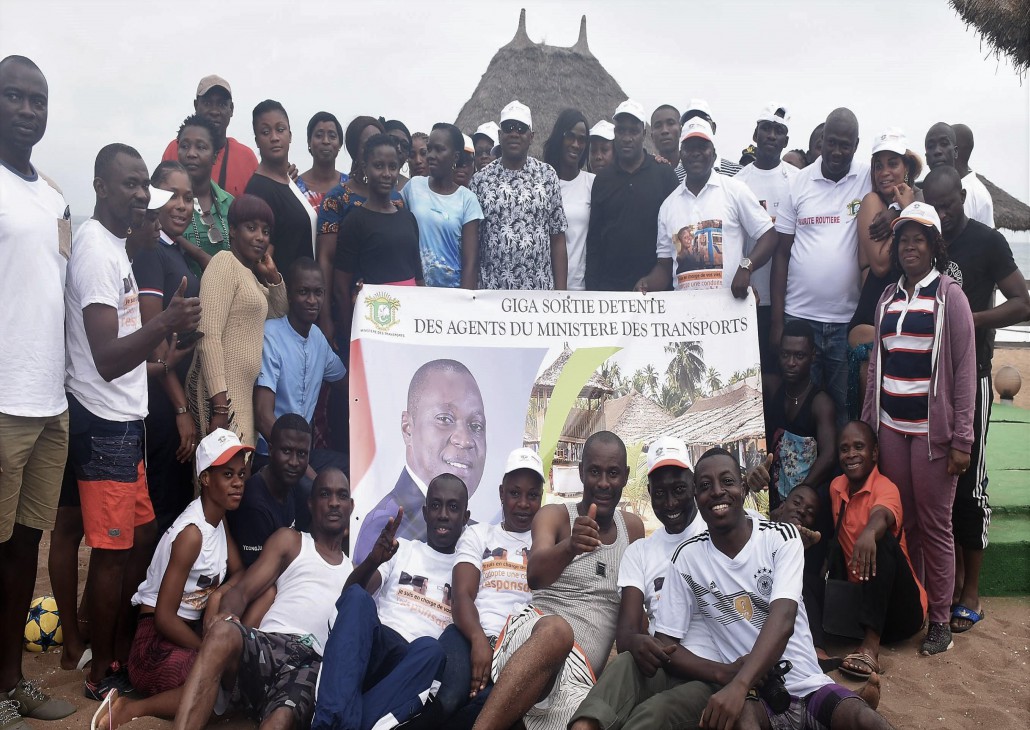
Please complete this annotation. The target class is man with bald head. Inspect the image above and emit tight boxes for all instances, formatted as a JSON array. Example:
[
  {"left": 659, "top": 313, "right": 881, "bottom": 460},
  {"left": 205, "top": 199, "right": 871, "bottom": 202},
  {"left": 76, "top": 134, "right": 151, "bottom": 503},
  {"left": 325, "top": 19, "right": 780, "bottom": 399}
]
[
  {"left": 772, "top": 107, "right": 871, "bottom": 426},
  {"left": 354, "top": 359, "right": 486, "bottom": 562},
  {"left": 923, "top": 166, "right": 1029, "bottom": 635}
]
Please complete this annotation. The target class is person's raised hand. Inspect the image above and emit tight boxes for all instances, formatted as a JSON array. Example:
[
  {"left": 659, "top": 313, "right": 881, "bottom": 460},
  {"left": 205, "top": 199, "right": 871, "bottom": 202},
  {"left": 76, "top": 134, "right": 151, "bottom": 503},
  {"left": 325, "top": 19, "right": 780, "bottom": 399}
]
[
  {"left": 255, "top": 245, "right": 281, "bottom": 286},
  {"left": 163, "top": 277, "right": 202, "bottom": 333},
  {"left": 797, "top": 525, "right": 822, "bottom": 551},
  {"left": 287, "top": 163, "right": 299, "bottom": 182},
  {"left": 469, "top": 635, "right": 493, "bottom": 698},
  {"left": 746, "top": 453, "right": 774, "bottom": 492},
  {"left": 947, "top": 448, "right": 970, "bottom": 477},
  {"left": 892, "top": 183, "right": 916, "bottom": 209},
  {"left": 569, "top": 503, "right": 601, "bottom": 556},
  {"left": 371, "top": 507, "right": 402, "bottom": 564}
]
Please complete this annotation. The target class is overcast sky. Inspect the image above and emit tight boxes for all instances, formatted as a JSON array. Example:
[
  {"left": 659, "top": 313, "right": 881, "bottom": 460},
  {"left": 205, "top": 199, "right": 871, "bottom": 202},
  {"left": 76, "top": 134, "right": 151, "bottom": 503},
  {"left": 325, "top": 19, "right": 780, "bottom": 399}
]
[{"left": 3, "top": 0, "right": 1027, "bottom": 217}]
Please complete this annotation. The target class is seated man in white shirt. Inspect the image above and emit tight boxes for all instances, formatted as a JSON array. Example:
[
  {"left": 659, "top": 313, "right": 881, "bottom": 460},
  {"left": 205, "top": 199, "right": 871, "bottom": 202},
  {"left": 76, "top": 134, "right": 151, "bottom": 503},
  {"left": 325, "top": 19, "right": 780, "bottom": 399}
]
[
  {"left": 311, "top": 474, "right": 470, "bottom": 730},
  {"left": 654, "top": 448, "right": 890, "bottom": 730}
]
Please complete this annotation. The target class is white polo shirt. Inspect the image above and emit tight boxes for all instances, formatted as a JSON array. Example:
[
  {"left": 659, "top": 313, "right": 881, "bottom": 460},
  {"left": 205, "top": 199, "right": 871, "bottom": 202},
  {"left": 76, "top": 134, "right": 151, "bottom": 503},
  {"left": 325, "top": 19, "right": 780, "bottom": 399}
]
[
  {"left": 962, "top": 171, "right": 995, "bottom": 228},
  {"left": 0, "top": 163, "right": 69, "bottom": 417},
  {"left": 656, "top": 172, "right": 773, "bottom": 291},
  {"left": 734, "top": 161, "right": 800, "bottom": 307},
  {"left": 775, "top": 158, "right": 872, "bottom": 323},
  {"left": 65, "top": 219, "right": 148, "bottom": 422}
]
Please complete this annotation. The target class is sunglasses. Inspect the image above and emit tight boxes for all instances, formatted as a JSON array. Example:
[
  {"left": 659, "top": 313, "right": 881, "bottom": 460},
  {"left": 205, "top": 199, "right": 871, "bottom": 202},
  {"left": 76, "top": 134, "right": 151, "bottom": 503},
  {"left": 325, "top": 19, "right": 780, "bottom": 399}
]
[
  {"left": 195, "top": 200, "right": 225, "bottom": 245},
  {"left": 563, "top": 130, "right": 588, "bottom": 145},
  {"left": 501, "top": 121, "right": 530, "bottom": 135}
]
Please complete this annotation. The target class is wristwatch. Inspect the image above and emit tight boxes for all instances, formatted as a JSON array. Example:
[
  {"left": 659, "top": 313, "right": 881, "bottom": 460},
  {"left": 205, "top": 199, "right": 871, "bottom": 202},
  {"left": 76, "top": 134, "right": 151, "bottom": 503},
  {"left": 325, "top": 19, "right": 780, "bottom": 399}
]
[{"left": 739, "top": 257, "right": 753, "bottom": 272}]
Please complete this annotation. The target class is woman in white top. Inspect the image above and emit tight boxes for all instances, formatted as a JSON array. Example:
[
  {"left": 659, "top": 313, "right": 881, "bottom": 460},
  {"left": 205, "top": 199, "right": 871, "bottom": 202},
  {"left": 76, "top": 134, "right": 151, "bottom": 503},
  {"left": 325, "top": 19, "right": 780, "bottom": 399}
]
[
  {"left": 544, "top": 109, "right": 594, "bottom": 291},
  {"left": 107, "top": 430, "right": 250, "bottom": 726}
]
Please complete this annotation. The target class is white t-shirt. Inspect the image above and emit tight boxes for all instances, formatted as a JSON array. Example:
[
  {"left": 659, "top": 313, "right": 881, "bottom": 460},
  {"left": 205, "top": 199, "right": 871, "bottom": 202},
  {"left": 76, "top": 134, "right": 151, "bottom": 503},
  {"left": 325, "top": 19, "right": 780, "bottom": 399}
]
[
  {"left": 733, "top": 162, "right": 800, "bottom": 307},
  {"left": 132, "top": 498, "right": 227, "bottom": 620},
  {"left": 656, "top": 173, "right": 773, "bottom": 292},
  {"left": 617, "top": 513, "right": 719, "bottom": 660},
  {"left": 376, "top": 538, "right": 454, "bottom": 641},
  {"left": 454, "top": 522, "right": 532, "bottom": 637},
  {"left": 559, "top": 171, "right": 595, "bottom": 291},
  {"left": 654, "top": 517, "right": 831, "bottom": 698},
  {"left": 0, "top": 163, "right": 69, "bottom": 417},
  {"left": 775, "top": 159, "right": 872, "bottom": 323},
  {"left": 962, "top": 171, "right": 995, "bottom": 228},
  {"left": 65, "top": 219, "right": 148, "bottom": 421}
]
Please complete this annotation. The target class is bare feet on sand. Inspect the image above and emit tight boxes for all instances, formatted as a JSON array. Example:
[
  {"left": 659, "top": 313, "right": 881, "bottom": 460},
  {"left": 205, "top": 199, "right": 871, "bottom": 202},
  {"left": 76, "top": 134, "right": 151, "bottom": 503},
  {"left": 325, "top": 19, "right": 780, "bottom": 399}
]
[{"left": 859, "top": 672, "right": 881, "bottom": 710}]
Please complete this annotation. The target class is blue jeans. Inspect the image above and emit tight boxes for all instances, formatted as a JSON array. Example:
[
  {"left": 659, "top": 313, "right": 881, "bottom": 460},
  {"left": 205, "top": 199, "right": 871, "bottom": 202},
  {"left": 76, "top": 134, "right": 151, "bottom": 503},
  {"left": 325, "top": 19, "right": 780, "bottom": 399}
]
[
  {"left": 311, "top": 586, "right": 446, "bottom": 730},
  {"left": 436, "top": 625, "right": 493, "bottom": 729},
  {"left": 784, "top": 315, "right": 848, "bottom": 429}
]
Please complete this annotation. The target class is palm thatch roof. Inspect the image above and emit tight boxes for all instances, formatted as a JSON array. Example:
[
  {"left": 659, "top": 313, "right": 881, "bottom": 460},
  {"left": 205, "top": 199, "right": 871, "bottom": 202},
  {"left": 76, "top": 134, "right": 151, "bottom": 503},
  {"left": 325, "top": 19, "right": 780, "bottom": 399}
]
[
  {"left": 950, "top": 0, "right": 1030, "bottom": 72},
  {"left": 454, "top": 9, "right": 631, "bottom": 157},
  {"left": 638, "top": 379, "right": 765, "bottom": 448},
  {"left": 978, "top": 174, "right": 1030, "bottom": 231},
  {"left": 603, "top": 390, "right": 675, "bottom": 445},
  {"left": 533, "top": 344, "right": 613, "bottom": 398}
]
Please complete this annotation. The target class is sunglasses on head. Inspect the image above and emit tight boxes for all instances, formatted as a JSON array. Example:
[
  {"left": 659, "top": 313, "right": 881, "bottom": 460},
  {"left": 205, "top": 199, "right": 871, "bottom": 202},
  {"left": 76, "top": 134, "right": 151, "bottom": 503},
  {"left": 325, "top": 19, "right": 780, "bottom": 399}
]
[{"left": 501, "top": 121, "right": 530, "bottom": 135}]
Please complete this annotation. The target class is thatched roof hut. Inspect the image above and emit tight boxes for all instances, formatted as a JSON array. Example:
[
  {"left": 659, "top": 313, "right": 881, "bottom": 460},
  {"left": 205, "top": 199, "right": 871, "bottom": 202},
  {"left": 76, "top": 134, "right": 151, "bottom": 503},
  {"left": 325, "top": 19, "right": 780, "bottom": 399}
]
[
  {"left": 978, "top": 174, "right": 1030, "bottom": 231},
  {"left": 533, "top": 344, "right": 613, "bottom": 399},
  {"left": 638, "top": 379, "right": 766, "bottom": 454},
  {"left": 454, "top": 9, "right": 631, "bottom": 157},
  {"left": 603, "top": 390, "right": 675, "bottom": 445},
  {"left": 950, "top": 0, "right": 1030, "bottom": 72}
]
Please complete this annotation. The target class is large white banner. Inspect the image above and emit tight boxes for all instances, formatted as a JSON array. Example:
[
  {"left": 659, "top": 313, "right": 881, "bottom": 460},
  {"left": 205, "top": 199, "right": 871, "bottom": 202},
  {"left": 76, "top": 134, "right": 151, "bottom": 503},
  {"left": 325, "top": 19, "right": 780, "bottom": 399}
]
[{"left": 348, "top": 286, "right": 764, "bottom": 562}]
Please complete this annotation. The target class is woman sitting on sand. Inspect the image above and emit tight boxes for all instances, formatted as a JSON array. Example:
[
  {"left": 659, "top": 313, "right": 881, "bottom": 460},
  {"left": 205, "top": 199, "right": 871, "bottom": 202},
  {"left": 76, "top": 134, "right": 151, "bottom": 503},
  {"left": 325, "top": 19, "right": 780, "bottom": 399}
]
[
  {"left": 101, "top": 430, "right": 250, "bottom": 726},
  {"left": 829, "top": 421, "right": 927, "bottom": 679}
]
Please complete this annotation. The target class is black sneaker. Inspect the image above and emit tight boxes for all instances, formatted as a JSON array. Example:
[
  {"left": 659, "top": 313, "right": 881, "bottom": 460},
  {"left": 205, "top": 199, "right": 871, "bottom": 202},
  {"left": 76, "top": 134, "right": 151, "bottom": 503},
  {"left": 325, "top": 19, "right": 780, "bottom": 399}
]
[
  {"left": 919, "top": 621, "right": 954, "bottom": 656},
  {"left": 84, "top": 663, "right": 135, "bottom": 702}
]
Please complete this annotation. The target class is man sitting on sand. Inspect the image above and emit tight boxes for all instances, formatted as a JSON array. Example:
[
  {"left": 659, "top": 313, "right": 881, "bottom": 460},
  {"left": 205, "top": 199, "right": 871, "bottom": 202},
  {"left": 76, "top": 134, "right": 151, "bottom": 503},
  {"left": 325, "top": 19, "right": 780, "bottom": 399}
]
[{"left": 654, "top": 447, "right": 889, "bottom": 729}]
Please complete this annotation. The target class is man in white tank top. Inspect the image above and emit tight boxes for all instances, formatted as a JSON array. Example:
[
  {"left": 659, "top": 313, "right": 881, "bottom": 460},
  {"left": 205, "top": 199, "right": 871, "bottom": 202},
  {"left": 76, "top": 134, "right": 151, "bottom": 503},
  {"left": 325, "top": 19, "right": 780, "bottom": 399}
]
[
  {"left": 474, "top": 432, "right": 645, "bottom": 730},
  {"left": 171, "top": 469, "right": 353, "bottom": 730}
]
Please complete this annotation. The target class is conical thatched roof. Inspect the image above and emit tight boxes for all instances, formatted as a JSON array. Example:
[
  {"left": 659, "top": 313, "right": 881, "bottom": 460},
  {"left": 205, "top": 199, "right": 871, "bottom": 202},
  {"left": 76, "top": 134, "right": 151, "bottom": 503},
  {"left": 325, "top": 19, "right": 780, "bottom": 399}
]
[
  {"left": 455, "top": 9, "right": 631, "bottom": 157},
  {"left": 978, "top": 174, "right": 1030, "bottom": 231},
  {"left": 603, "top": 390, "right": 675, "bottom": 445},
  {"left": 534, "top": 344, "right": 613, "bottom": 398},
  {"left": 637, "top": 379, "right": 765, "bottom": 447},
  {"left": 950, "top": 0, "right": 1030, "bottom": 72}
]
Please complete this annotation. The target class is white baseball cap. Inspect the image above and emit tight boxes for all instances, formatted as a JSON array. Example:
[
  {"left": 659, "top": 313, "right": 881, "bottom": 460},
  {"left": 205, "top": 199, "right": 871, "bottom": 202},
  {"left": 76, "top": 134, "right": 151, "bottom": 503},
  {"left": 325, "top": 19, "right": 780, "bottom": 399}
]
[
  {"left": 147, "top": 186, "right": 175, "bottom": 211},
  {"left": 473, "top": 121, "right": 500, "bottom": 147},
  {"left": 682, "top": 98, "right": 714, "bottom": 121},
  {"left": 589, "top": 120, "right": 615, "bottom": 141},
  {"left": 612, "top": 99, "right": 647, "bottom": 125},
  {"left": 647, "top": 436, "right": 693, "bottom": 475},
  {"left": 680, "top": 118, "right": 715, "bottom": 144},
  {"left": 500, "top": 100, "right": 533, "bottom": 130},
  {"left": 195, "top": 428, "right": 254, "bottom": 477},
  {"left": 892, "top": 201, "right": 941, "bottom": 235},
  {"left": 872, "top": 127, "right": 909, "bottom": 156},
  {"left": 504, "top": 447, "right": 545, "bottom": 481},
  {"left": 462, "top": 134, "right": 475, "bottom": 155},
  {"left": 757, "top": 102, "right": 791, "bottom": 132}
]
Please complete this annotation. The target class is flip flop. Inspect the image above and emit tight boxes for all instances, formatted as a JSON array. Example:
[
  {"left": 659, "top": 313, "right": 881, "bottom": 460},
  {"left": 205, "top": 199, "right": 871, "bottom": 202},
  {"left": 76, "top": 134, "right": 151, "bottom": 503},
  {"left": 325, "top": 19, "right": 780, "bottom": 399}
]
[
  {"left": 90, "top": 688, "right": 117, "bottom": 730},
  {"left": 76, "top": 647, "right": 93, "bottom": 671},
  {"left": 950, "top": 604, "right": 985, "bottom": 633},
  {"left": 839, "top": 652, "right": 880, "bottom": 681}
]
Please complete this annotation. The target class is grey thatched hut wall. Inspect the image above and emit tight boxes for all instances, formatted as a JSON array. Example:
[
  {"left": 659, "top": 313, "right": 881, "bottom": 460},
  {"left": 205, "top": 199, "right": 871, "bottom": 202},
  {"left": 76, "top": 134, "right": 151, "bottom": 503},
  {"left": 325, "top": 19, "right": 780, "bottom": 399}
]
[{"left": 454, "top": 9, "right": 631, "bottom": 157}]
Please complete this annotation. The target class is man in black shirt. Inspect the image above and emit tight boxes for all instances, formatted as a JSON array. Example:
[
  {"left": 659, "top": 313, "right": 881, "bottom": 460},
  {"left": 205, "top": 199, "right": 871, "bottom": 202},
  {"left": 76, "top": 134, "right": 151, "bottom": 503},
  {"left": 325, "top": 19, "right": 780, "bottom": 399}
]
[
  {"left": 585, "top": 100, "right": 678, "bottom": 291},
  {"left": 228, "top": 413, "right": 312, "bottom": 566},
  {"left": 924, "top": 166, "right": 1030, "bottom": 633}
]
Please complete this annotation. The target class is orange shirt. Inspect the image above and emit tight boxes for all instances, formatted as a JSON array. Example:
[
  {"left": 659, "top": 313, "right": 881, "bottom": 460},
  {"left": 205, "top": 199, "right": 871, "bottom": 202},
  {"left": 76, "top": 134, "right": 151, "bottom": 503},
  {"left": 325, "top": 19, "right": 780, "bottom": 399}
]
[
  {"left": 830, "top": 466, "right": 928, "bottom": 616},
  {"left": 162, "top": 137, "right": 258, "bottom": 199}
]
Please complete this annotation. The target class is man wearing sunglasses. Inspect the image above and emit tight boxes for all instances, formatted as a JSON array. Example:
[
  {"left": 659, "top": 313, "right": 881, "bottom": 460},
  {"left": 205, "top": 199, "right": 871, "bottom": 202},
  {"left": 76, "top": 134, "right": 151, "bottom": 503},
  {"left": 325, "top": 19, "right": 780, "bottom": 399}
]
[{"left": 161, "top": 75, "right": 258, "bottom": 198}]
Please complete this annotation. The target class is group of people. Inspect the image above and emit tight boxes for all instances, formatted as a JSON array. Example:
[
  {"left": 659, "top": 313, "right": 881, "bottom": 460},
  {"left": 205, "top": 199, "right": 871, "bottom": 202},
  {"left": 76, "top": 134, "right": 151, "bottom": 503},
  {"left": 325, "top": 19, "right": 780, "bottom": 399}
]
[{"left": 1, "top": 50, "right": 1028, "bottom": 730}]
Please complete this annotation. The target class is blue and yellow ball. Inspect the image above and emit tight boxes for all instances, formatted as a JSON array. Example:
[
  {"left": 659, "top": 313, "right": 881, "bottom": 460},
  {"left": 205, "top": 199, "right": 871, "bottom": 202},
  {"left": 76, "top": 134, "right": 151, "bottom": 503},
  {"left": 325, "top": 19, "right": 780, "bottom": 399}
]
[{"left": 24, "top": 595, "right": 62, "bottom": 652}]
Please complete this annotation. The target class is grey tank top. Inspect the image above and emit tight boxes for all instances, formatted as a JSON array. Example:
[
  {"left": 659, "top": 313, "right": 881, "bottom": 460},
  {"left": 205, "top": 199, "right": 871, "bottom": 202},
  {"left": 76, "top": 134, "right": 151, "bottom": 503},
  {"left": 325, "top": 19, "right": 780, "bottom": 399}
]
[{"left": 532, "top": 502, "right": 630, "bottom": 673}]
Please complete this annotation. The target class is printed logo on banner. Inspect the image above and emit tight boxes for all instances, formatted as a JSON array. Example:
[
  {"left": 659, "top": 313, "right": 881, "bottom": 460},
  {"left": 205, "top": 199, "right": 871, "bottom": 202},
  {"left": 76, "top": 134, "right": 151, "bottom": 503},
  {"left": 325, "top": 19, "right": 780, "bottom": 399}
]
[{"left": 365, "top": 293, "right": 401, "bottom": 331}]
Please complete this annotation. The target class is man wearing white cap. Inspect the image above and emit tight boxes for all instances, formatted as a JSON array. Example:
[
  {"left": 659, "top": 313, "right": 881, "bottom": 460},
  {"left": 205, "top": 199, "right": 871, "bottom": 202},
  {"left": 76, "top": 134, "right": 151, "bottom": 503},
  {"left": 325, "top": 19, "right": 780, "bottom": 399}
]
[
  {"left": 773, "top": 107, "right": 871, "bottom": 428},
  {"left": 473, "top": 122, "right": 500, "bottom": 172},
  {"left": 679, "top": 99, "right": 741, "bottom": 179},
  {"left": 586, "top": 100, "right": 678, "bottom": 291},
  {"left": 570, "top": 436, "right": 726, "bottom": 730},
  {"left": 735, "top": 104, "right": 801, "bottom": 385},
  {"left": 639, "top": 118, "right": 777, "bottom": 298},
  {"left": 587, "top": 121, "right": 614, "bottom": 174},
  {"left": 435, "top": 448, "right": 545, "bottom": 725},
  {"left": 161, "top": 75, "right": 258, "bottom": 198},
  {"left": 471, "top": 100, "right": 568, "bottom": 290},
  {"left": 55, "top": 143, "right": 202, "bottom": 700}
]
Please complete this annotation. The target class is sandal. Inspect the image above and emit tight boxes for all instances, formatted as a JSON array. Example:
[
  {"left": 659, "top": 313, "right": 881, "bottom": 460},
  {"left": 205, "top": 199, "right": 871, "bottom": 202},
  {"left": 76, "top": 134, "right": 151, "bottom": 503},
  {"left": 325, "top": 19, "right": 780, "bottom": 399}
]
[
  {"left": 839, "top": 652, "right": 881, "bottom": 681},
  {"left": 950, "top": 604, "right": 985, "bottom": 633},
  {"left": 89, "top": 688, "right": 117, "bottom": 730}
]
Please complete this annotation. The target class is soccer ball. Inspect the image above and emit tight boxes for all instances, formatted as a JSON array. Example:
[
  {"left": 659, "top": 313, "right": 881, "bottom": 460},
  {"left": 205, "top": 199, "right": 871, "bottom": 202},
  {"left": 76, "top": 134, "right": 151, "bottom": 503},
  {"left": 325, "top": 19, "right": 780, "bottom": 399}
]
[{"left": 24, "top": 596, "right": 62, "bottom": 652}]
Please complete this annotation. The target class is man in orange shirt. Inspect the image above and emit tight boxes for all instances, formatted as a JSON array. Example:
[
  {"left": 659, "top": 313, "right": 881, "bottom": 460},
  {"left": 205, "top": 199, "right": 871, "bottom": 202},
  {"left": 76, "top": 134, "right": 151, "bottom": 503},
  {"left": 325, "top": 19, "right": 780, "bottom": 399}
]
[
  {"left": 161, "top": 75, "right": 257, "bottom": 197},
  {"left": 830, "top": 421, "right": 926, "bottom": 679}
]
